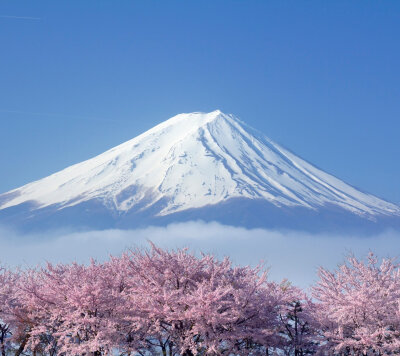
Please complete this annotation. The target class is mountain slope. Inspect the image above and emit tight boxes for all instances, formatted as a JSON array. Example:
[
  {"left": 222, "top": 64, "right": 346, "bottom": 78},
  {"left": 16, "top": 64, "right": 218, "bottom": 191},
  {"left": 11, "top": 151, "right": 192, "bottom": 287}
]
[{"left": 0, "top": 110, "right": 399, "bottom": 231}]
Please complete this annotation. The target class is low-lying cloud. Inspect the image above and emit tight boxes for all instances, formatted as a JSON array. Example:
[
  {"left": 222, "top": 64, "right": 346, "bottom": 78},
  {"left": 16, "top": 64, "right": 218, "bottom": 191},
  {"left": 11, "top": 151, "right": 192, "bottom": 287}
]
[{"left": 1, "top": 221, "right": 399, "bottom": 288}]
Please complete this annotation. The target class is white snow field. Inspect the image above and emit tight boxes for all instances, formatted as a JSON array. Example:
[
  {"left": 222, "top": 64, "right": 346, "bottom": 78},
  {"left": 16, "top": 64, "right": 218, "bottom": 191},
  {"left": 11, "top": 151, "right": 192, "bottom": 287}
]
[{"left": 1, "top": 110, "right": 399, "bottom": 223}]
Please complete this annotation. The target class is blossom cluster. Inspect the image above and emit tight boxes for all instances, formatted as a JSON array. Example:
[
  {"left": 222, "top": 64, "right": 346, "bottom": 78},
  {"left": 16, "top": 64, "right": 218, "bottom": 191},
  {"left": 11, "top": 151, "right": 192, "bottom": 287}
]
[{"left": 0, "top": 244, "right": 399, "bottom": 355}]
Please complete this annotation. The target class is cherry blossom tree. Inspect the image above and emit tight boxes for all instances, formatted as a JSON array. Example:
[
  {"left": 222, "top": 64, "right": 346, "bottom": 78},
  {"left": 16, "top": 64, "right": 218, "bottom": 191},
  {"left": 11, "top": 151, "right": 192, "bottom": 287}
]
[
  {"left": 312, "top": 252, "right": 400, "bottom": 355},
  {"left": 0, "top": 266, "right": 14, "bottom": 356},
  {"left": 115, "top": 244, "right": 289, "bottom": 356},
  {"left": 31, "top": 261, "right": 125, "bottom": 356},
  {"left": 0, "top": 266, "right": 59, "bottom": 356},
  {"left": 277, "top": 282, "right": 318, "bottom": 356},
  {"left": 14, "top": 245, "right": 400, "bottom": 355},
  {"left": 1, "top": 260, "right": 125, "bottom": 356}
]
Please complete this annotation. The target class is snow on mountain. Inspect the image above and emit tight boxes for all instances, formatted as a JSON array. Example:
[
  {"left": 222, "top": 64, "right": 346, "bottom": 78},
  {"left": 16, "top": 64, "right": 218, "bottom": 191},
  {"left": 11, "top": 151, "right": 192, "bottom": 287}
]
[{"left": 0, "top": 110, "right": 399, "bottom": 226}]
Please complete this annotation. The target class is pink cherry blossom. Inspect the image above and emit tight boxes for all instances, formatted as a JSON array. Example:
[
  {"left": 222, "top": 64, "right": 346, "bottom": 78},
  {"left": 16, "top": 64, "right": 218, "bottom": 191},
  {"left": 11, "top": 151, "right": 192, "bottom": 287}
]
[{"left": 312, "top": 252, "right": 400, "bottom": 355}]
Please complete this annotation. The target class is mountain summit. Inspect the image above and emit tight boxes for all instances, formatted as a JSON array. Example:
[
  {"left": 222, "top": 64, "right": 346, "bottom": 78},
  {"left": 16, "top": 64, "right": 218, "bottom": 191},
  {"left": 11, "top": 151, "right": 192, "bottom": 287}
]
[{"left": 1, "top": 110, "right": 399, "bottom": 231}]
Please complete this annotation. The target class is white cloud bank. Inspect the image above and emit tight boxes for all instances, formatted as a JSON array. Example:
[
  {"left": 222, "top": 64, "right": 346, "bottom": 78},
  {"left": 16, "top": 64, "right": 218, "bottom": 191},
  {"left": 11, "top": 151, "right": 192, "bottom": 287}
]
[{"left": 1, "top": 221, "right": 400, "bottom": 288}]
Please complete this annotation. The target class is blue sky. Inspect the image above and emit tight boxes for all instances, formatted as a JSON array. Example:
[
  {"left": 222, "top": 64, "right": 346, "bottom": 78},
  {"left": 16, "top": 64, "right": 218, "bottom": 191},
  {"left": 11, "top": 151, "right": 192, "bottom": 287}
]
[{"left": 1, "top": 0, "right": 399, "bottom": 204}]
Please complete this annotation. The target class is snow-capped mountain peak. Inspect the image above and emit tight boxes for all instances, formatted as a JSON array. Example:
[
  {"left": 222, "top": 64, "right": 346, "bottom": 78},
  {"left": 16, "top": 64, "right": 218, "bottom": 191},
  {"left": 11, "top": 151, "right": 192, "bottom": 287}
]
[{"left": 0, "top": 110, "right": 399, "bottom": 228}]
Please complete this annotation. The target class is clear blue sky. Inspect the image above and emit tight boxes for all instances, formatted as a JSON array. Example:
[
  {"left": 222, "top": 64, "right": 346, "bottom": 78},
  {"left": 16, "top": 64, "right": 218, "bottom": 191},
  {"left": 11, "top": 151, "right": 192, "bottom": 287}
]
[{"left": 1, "top": 1, "right": 399, "bottom": 204}]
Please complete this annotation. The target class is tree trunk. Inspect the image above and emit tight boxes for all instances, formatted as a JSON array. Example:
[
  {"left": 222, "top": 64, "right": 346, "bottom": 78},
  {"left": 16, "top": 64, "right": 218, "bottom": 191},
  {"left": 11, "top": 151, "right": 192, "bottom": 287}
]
[
  {"left": 14, "top": 334, "right": 29, "bottom": 356},
  {"left": 168, "top": 342, "right": 173, "bottom": 356},
  {"left": 0, "top": 328, "right": 7, "bottom": 356}
]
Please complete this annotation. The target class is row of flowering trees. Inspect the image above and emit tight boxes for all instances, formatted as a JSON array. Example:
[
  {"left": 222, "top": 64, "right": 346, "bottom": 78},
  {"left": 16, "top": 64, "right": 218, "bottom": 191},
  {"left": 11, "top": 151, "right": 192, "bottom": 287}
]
[{"left": 0, "top": 244, "right": 400, "bottom": 355}]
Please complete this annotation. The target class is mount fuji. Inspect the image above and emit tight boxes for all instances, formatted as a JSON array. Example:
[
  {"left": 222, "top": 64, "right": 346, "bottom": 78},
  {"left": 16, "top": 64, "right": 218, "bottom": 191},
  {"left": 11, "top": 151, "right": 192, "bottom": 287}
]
[{"left": 1, "top": 110, "right": 399, "bottom": 232}]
